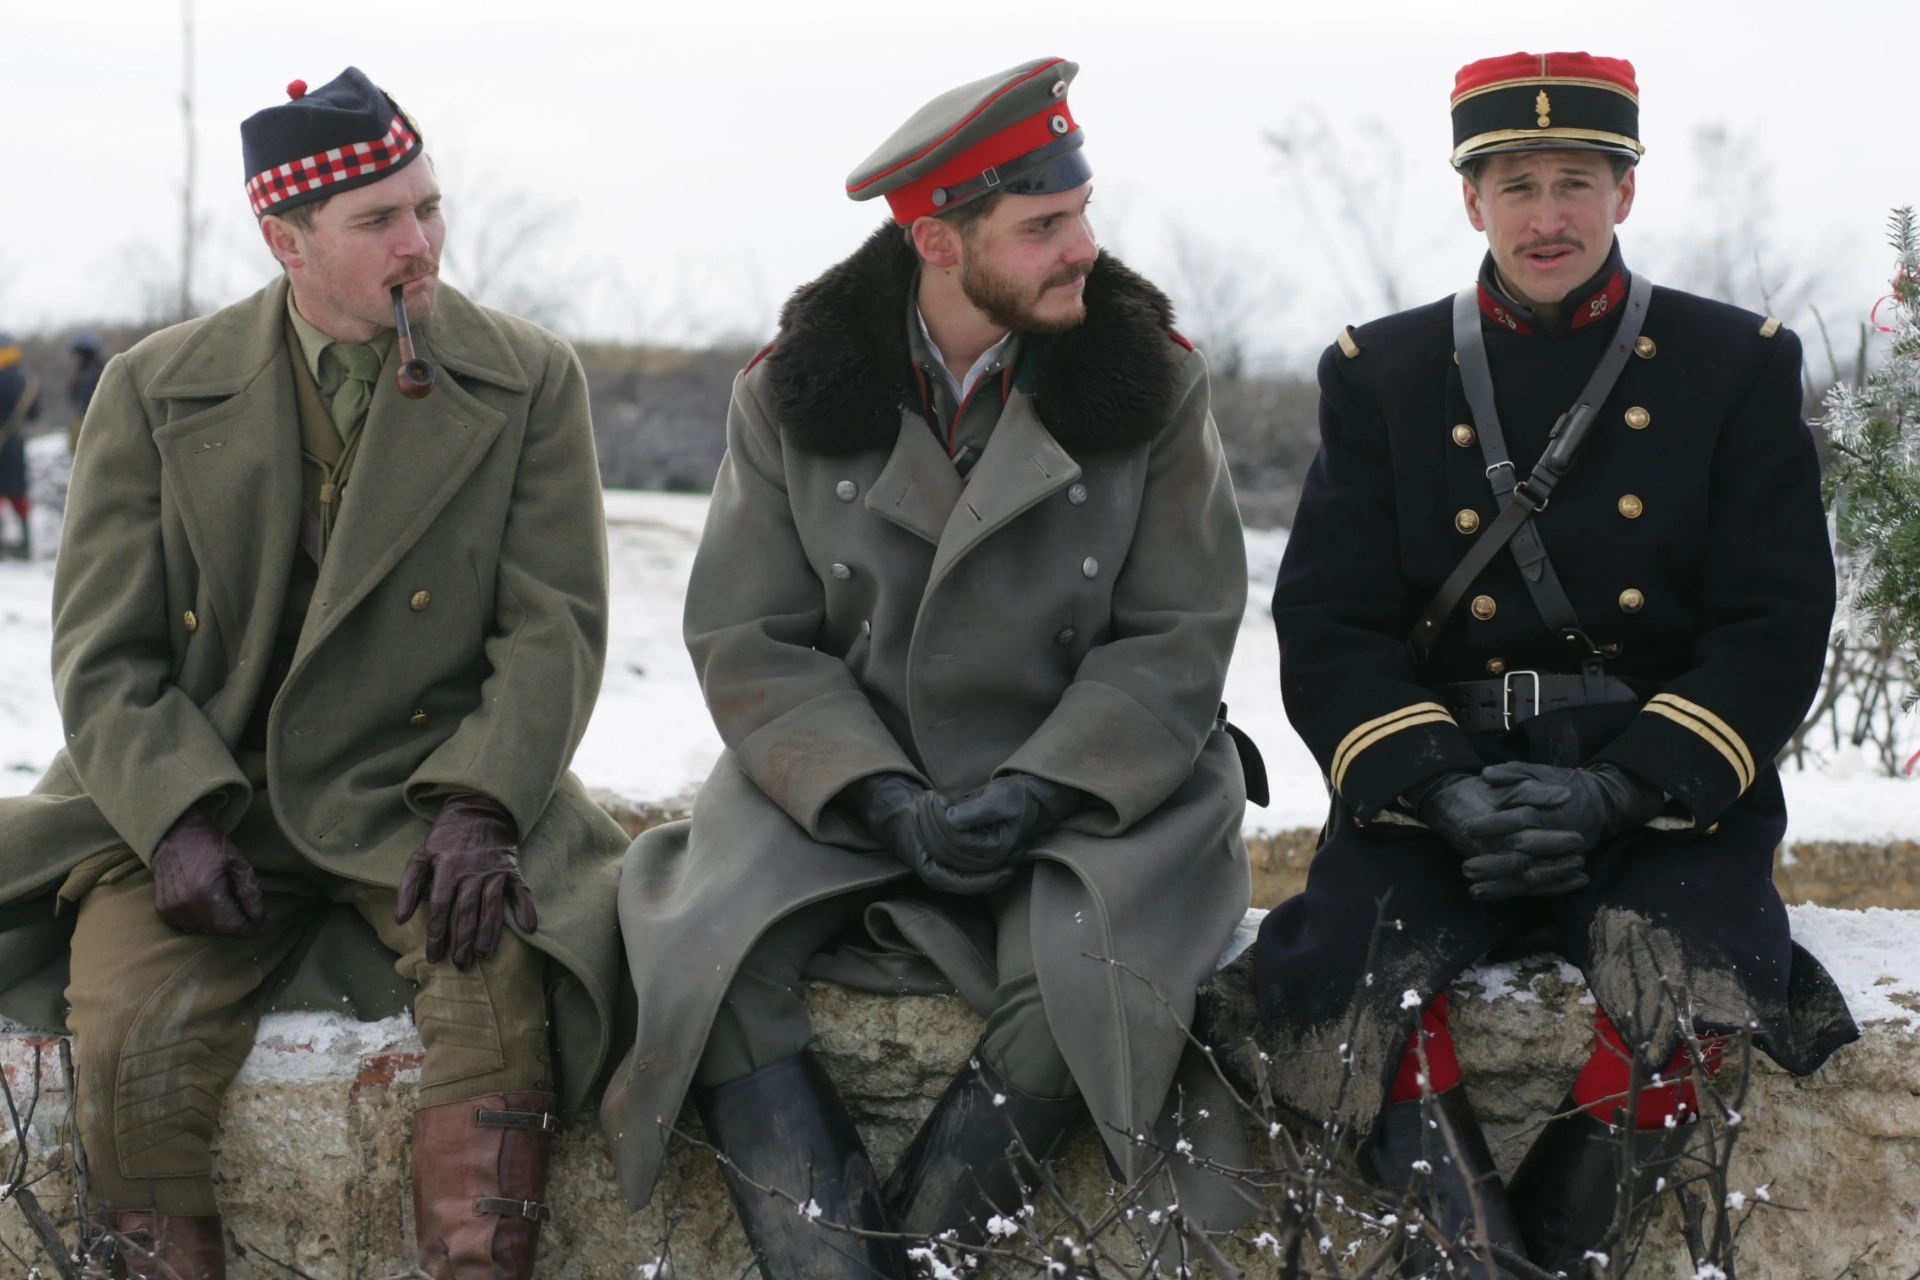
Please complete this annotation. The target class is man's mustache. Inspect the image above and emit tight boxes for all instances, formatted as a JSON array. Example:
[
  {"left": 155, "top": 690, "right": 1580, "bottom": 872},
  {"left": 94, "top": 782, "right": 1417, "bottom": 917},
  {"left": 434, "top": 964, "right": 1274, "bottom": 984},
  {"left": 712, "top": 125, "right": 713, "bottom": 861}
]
[
  {"left": 383, "top": 260, "right": 440, "bottom": 290},
  {"left": 1042, "top": 261, "right": 1095, "bottom": 290},
  {"left": 1512, "top": 237, "right": 1583, "bottom": 256}
]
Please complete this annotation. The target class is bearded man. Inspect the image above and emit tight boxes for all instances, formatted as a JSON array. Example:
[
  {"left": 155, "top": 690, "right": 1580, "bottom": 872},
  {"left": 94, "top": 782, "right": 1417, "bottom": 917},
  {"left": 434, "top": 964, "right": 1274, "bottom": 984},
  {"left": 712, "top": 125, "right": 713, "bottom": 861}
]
[
  {"left": 1201, "top": 52, "right": 1857, "bottom": 1275},
  {"left": 600, "top": 57, "right": 1260, "bottom": 1278},
  {"left": 0, "top": 69, "right": 628, "bottom": 1279}
]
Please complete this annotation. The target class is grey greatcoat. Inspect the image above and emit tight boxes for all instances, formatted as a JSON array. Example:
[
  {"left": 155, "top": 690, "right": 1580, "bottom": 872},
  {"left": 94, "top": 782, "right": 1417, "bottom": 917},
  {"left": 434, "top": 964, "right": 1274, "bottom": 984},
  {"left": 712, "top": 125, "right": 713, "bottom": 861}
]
[
  {"left": 0, "top": 277, "right": 628, "bottom": 1115},
  {"left": 602, "top": 227, "right": 1253, "bottom": 1209}
]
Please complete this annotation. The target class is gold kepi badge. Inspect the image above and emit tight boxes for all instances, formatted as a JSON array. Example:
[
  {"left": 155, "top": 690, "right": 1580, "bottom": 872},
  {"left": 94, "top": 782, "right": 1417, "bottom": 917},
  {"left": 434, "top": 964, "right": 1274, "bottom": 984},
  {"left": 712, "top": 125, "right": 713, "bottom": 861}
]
[{"left": 1535, "top": 91, "right": 1551, "bottom": 128}]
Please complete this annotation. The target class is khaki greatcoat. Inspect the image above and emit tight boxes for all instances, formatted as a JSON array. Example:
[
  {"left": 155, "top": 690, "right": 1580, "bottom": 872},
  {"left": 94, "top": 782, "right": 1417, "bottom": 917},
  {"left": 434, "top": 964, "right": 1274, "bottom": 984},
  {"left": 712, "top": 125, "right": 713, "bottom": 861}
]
[
  {"left": 0, "top": 277, "right": 627, "bottom": 1114},
  {"left": 602, "top": 230, "right": 1254, "bottom": 1210}
]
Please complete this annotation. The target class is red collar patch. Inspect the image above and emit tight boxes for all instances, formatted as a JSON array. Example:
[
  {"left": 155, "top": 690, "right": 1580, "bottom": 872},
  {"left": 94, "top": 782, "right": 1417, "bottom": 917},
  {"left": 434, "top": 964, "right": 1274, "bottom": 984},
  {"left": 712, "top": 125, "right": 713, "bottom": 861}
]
[{"left": 1477, "top": 269, "right": 1625, "bottom": 337}]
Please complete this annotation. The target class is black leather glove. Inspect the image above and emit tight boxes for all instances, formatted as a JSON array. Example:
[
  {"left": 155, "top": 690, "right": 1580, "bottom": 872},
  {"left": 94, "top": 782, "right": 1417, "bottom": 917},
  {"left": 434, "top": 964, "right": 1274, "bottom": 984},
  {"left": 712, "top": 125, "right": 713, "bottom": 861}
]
[
  {"left": 1410, "top": 770, "right": 1590, "bottom": 902},
  {"left": 941, "top": 773, "right": 1085, "bottom": 864},
  {"left": 152, "top": 806, "right": 269, "bottom": 938},
  {"left": 395, "top": 793, "right": 538, "bottom": 970},
  {"left": 1479, "top": 762, "right": 1666, "bottom": 851},
  {"left": 842, "top": 773, "right": 1018, "bottom": 896}
]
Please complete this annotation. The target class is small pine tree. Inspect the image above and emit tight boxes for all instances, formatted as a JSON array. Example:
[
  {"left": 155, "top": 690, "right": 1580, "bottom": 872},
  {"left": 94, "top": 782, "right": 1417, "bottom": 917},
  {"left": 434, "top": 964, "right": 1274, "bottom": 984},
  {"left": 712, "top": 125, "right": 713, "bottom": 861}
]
[{"left": 1822, "top": 208, "right": 1920, "bottom": 704}]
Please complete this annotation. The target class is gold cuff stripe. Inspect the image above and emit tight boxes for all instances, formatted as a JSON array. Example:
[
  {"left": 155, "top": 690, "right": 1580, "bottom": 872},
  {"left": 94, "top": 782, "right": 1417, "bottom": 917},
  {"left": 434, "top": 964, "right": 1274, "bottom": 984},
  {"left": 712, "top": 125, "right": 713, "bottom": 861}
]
[
  {"left": 1331, "top": 703, "right": 1456, "bottom": 793},
  {"left": 1450, "top": 76, "right": 1641, "bottom": 107},
  {"left": 1644, "top": 695, "right": 1754, "bottom": 793},
  {"left": 1336, "top": 326, "right": 1361, "bottom": 359},
  {"left": 1451, "top": 127, "right": 1647, "bottom": 166},
  {"left": 1759, "top": 316, "right": 1782, "bottom": 338}
]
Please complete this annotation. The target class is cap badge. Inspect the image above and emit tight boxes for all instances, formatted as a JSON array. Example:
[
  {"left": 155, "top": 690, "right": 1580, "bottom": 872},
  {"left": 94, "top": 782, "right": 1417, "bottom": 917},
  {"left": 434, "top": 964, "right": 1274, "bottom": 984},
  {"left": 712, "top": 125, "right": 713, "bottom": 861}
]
[
  {"left": 1535, "top": 90, "right": 1551, "bottom": 128},
  {"left": 1050, "top": 113, "right": 1069, "bottom": 135}
]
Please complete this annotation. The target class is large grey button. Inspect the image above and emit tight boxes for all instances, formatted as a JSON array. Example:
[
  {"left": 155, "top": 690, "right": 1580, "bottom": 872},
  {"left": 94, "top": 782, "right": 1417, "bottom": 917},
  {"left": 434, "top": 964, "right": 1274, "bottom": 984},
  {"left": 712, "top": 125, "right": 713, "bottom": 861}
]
[
  {"left": 1068, "top": 483, "right": 1088, "bottom": 505},
  {"left": 860, "top": 619, "right": 871, "bottom": 635},
  {"left": 1081, "top": 557, "right": 1099, "bottom": 579},
  {"left": 835, "top": 480, "right": 858, "bottom": 502},
  {"left": 1056, "top": 627, "right": 1077, "bottom": 644},
  {"left": 830, "top": 563, "right": 852, "bottom": 581}
]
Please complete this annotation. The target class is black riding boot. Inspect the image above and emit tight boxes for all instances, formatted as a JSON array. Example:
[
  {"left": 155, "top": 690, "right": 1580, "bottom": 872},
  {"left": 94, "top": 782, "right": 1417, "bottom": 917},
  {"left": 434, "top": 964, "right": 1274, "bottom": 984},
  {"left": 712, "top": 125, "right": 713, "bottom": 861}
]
[
  {"left": 1508, "top": 1094, "right": 1690, "bottom": 1275},
  {"left": 1366, "top": 1085, "right": 1524, "bottom": 1279},
  {"left": 883, "top": 1053, "right": 1084, "bottom": 1256},
  {"left": 694, "top": 1050, "right": 908, "bottom": 1280}
]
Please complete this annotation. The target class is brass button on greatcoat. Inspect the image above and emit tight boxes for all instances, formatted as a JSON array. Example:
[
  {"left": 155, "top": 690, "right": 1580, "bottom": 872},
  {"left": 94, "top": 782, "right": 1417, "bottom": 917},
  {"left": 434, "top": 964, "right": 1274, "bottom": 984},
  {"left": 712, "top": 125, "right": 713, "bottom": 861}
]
[
  {"left": 1451, "top": 424, "right": 1475, "bottom": 447},
  {"left": 410, "top": 710, "right": 429, "bottom": 727},
  {"left": 1486, "top": 658, "right": 1506, "bottom": 675},
  {"left": 1634, "top": 336, "right": 1657, "bottom": 358},
  {"left": 410, "top": 590, "right": 431, "bottom": 611},
  {"left": 183, "top": 610, "right": 198, "bottom": 632},
  {"left": 1454, "top": 508, "right": 1481, "bottom": 535},
  {"left": 1470, "top": 595, "right": 1498, "bottom": 621},
  {"left": 1624, "top": 406, "right": 1651, "bottom": 430},
  {"left": 1617, "top": 494, "right": 1644, "bottom": 519},
  {"left": 835, "top": 481, "right": 858, "bottom": 502},
  {"left": 1619, "top": 588, "right": 1645, "bottom": 613}
]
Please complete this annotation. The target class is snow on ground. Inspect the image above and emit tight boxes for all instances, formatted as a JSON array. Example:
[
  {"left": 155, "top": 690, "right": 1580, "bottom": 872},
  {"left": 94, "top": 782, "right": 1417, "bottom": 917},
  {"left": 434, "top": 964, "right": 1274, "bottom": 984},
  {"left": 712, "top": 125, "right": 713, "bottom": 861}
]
[{"left": 0, "top": 488, "right": 1911, "bottom": 844}]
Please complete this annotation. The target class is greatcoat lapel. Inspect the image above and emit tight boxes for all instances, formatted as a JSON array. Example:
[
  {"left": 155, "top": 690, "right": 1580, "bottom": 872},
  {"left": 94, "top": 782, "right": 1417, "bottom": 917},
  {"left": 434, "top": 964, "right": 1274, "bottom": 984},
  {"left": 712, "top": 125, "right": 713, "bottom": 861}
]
[
  {"left": 145, "top": 278, "right": 303, "bottom": 647},
  {"left": 294, "top": 289, "right": 525, "bottom": 660},
  {"left": 926, "top": 390, "right": 1080, "bottom": 588},
  {"left": 864, "top": 409, "right": 962, "bottom": 546}
]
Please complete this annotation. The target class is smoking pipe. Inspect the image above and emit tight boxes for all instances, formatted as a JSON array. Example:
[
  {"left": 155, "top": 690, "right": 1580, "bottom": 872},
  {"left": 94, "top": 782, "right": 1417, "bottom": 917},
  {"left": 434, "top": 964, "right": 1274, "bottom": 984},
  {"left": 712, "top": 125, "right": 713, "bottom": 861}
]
[{"left": 391, "top": 283, "right": 437, "bottom": 399}]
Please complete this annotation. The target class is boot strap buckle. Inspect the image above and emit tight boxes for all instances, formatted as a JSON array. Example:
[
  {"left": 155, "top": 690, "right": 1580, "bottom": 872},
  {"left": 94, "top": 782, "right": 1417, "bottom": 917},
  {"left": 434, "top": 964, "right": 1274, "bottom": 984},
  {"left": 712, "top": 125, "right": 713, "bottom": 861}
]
[
  {"left": 475, "top": 1197, "right": 552, "bottom": 1222},
  {"left": 475, "top": 1107, "right": 558, "bottom": 1132}
]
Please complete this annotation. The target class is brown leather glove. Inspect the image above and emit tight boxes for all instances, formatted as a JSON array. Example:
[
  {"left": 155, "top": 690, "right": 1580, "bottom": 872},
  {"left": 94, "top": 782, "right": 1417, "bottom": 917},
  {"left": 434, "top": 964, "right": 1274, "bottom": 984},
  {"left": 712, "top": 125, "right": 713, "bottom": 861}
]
[
  {"left": 394, "top": 793, "right": 538, "bottom": 970},
  {"left": 152, "top": 807, "right": 269, "bottom": 938}
]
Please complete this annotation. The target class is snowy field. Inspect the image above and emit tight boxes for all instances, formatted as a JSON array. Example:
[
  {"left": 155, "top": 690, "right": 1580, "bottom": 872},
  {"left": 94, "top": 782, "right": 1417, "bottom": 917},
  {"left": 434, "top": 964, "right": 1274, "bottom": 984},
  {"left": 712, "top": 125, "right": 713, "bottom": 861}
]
[{"left": 0, "top": 483, "right": 1912, "bottom": 845}]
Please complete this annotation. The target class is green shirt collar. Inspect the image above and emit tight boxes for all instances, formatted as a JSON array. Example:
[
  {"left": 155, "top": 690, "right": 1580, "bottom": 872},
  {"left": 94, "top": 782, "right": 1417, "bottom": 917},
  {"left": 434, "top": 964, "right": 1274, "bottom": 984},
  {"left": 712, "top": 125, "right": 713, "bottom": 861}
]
[{"left": 285, "top": 289, "right": 395, "bottom": 385}]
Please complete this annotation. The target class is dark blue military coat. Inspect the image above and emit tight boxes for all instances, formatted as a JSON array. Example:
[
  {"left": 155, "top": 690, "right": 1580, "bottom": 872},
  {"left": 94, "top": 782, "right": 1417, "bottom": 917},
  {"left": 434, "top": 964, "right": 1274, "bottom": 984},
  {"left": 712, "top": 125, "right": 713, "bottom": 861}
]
[{"left": 1245, "top": 251, "right": 1858, "bottom": 1135}]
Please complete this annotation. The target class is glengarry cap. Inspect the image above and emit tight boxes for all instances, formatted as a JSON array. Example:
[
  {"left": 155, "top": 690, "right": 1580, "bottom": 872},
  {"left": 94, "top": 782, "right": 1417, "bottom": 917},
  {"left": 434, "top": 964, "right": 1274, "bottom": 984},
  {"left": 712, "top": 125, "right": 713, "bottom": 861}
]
[
  {"left": 241, "top": 67, "right": 423, "bottom": 217},
  {"left": 847, "top": 57, "right": 1090, "bottom": 225}
]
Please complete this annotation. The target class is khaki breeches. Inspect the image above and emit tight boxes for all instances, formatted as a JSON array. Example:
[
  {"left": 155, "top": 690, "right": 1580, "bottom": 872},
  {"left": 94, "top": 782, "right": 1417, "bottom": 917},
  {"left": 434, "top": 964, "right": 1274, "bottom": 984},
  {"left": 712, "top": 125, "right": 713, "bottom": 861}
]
[
  {"left": 696, "top": 867, "right": 1076, "bottom": 1100},
  {"left": 64, "top": 794, "right": 549, "bottom": 1216}
]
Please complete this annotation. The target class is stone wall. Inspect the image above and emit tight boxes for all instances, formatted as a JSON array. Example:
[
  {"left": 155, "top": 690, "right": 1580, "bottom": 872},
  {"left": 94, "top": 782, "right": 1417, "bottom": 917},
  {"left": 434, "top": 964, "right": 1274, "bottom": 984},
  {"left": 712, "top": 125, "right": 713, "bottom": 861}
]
[{"left": 5, "top": 923, "right": 1917, "bottom": 1279}]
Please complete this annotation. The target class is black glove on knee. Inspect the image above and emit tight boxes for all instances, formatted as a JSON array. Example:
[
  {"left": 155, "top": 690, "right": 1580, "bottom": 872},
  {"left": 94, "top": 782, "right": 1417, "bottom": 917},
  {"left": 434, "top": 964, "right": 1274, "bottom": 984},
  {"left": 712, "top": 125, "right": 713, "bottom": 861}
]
[
  {"left": 940, "top": 773, "right": 1085, "bottom": 866},
  {"left": 843, "top": 773, "right": 1019, "bottom": 896},
  {"left": 1410, "top": 770, "right": 1590, "bottom": 902},
  {"left": 1479, "top": 762, "right": 1667, "bottom": 850}
]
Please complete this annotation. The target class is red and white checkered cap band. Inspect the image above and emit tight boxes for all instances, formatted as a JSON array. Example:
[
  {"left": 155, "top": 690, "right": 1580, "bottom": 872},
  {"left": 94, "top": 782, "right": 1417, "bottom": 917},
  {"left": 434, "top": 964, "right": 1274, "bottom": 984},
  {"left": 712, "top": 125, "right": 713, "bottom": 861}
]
[{"left": 246, "top": 114, "right": 420, "bottom": 216}]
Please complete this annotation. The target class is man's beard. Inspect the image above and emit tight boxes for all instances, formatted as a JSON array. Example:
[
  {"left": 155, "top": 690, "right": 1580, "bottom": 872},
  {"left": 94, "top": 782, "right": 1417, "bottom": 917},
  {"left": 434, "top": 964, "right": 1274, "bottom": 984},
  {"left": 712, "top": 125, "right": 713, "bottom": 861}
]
[{"left": 959, "top": 254, "right": 1092, "bottom": 333}]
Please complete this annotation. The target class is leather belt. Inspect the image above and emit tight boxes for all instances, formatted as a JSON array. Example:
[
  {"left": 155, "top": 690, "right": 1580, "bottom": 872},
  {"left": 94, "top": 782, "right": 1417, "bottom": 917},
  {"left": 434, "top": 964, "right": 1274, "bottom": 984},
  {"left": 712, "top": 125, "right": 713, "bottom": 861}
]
[{"left": 1444, "top": 669, "right": 1640, "bottom": 732}]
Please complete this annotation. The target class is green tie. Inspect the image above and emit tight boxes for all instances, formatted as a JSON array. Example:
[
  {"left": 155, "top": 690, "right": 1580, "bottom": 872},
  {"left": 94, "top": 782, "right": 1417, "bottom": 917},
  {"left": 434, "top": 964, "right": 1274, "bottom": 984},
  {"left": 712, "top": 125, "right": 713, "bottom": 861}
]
[{"left": 318, "top": 342, "right": 383, "bottom": 447}]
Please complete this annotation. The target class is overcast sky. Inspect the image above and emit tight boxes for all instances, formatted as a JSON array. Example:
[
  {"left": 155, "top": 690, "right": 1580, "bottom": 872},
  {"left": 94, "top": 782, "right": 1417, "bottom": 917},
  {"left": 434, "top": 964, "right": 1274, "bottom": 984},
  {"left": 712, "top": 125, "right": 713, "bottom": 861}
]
[{"left": 6, "top": 0, "right": 1915, "bottom": 366}]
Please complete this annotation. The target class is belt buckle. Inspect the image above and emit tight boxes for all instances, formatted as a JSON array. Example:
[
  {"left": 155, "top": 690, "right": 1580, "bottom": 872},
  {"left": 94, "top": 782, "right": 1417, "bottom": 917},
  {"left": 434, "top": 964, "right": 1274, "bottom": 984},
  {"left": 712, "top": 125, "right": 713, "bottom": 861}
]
[{"left": 1502, "top": 670, "right": 1541, "bottom": 730}]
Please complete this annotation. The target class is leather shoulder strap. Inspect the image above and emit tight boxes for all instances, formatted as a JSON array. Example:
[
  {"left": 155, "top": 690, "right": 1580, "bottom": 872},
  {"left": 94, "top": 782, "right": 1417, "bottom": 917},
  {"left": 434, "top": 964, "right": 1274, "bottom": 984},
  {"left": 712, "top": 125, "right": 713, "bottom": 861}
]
[{"left": 1411, "top": 274, "right": 1653, "bottom": 659}]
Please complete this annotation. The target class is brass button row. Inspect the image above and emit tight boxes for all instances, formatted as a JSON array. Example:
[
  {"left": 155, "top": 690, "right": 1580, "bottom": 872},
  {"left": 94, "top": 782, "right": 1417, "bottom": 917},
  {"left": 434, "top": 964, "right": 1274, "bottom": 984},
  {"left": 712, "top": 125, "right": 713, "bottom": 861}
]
[
  {"left": 1624, "top": 406, "right": 1651, "bottom": 430},
  {"left": 183, "top": 610, "right": 198, "bottom": 632},
  {"left": 410, "top": 590, "right": 431, "bottom": 611},
  {"left": 1452, "top": 423, "right": 1475, "bottom": 447},
  {"left": 1469, "top": 590, "right": 1645, "bottom": 622},
  {"left": 1455, "top": 508, "right": 1481, "bottom": 535}
]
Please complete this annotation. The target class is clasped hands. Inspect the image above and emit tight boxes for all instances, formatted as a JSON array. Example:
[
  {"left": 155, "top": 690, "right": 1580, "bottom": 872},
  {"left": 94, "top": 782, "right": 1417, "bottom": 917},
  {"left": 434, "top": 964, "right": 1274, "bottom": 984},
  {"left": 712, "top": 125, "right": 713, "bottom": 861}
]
[
  {"left": 151, "top": 791, "right": 535, "bottom": 970},
  {"left": 1412, "top": 762, "right": 1665, "bottom": 903},
  {"left": 843, "top": 772, "right": 1083, "bottom": 895}
]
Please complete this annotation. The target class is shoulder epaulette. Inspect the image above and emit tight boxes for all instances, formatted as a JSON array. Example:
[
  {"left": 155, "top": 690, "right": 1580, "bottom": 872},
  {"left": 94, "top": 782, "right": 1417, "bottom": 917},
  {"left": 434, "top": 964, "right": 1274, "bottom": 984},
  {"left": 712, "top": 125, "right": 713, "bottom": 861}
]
[
  {"left": 1758, "top": 316, "right": 1782, "bottom": 339},
  {"left": 743, "top": 340, "right": 777, "bottom": 374},
  {"left": 1336, "top": 326, "right": 1362, "bottom": 359},
  {"left": 1167, "top": 328, "right": 1194, "bottom": 352}
]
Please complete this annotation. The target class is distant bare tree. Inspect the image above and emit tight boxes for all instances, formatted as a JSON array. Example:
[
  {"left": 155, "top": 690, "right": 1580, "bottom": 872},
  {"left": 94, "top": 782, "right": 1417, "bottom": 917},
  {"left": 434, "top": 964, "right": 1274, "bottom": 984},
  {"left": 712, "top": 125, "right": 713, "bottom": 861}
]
[
  {"left": 1266, "top": 108, "right": 1416, "bottom": 319},
  {"left": 176, "top": 0, "right": 198, "bottom": 321},
  {"left": 1162, "top": 226, "right": 1290, "bottom": 379},
  {"left": 438, "top": 179, "right": 585, "bottom": 331}
]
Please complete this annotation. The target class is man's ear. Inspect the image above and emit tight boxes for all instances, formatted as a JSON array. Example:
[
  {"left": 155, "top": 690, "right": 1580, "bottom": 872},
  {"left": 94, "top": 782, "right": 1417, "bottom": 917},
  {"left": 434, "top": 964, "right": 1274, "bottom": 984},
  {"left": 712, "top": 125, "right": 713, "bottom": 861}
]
[
  {"left": 911, "top": 216, "right": 962, "bottom": 271},
  {"left": 260, "top": 215, "right": 305, "bottom": 270},
  {"left": 1462, "top": 176, "right": 1488, "bottom": 233},
  {"left": 1613, "top": 165, "right": 1637, "bottom": 225}
]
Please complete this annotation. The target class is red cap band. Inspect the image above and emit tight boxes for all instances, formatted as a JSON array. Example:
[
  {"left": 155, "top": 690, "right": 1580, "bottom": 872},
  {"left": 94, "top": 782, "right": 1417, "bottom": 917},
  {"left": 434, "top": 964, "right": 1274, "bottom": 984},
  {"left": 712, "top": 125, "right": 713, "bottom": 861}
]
[{"left": 882, "top": 101, "right": 1078, "bottom": 225}]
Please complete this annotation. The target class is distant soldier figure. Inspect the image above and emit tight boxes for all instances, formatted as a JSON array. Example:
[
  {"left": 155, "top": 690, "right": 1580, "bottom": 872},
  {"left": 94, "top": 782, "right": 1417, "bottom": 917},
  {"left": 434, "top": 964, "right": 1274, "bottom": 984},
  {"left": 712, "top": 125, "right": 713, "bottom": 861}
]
[
  {"left": 1204, "top": 52, "right": 1858, "bottom": 1274},
  {"left": 67, "top": 327, "right": 105, "bottom": 453},
  {"left": 601, "top": 58, "right": 1261, "bottom": 1276},
  {"left": 0, "top": 70, "right": 627, "bottom": 1279},
  {"left": 0, "top": 331, "right": 40, "bottom": 559}
]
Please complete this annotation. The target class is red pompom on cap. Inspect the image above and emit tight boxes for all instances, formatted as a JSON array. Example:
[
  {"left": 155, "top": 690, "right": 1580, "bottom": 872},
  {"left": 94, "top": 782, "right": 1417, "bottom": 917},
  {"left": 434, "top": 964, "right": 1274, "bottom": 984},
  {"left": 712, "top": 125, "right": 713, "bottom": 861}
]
[{"left": 286, "top": 79, "right": 308, "bottom": 99}]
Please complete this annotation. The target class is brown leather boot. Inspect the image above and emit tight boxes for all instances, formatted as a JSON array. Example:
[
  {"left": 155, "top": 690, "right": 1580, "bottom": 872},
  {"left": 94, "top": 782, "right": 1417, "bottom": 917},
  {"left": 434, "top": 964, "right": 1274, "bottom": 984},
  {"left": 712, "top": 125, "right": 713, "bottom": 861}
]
[
  {"left": 100, "top": 1211, "right": 226, "bottom": 1279},
  {"left": 412, "top": 1090, "right": 558, "bottom": 1279}
]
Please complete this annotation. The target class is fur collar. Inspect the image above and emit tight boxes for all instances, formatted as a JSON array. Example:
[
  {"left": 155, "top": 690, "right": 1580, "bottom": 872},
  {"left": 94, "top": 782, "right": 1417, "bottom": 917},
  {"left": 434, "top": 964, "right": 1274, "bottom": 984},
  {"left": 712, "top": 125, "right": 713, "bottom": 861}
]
[{"left": 765, "top": 223, "right": 1184, "bottom": 456}]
